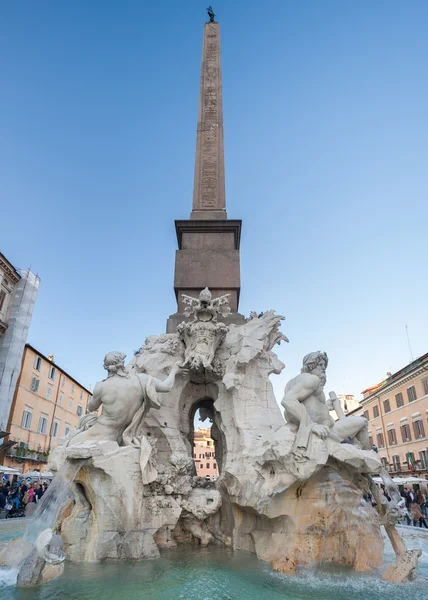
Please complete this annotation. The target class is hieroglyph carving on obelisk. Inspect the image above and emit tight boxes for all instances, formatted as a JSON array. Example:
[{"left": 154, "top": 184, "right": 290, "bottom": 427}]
[{"left": 192, "top": 22, "right": 226, "bottom": 215}]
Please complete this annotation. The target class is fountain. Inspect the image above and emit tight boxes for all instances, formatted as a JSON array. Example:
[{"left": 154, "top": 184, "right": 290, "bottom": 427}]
[
  {"left": 0, "top": 9, "right": 426, "bottom": 598},
  {"left": 1, "top": 290, "right": 423, "bottom": 596}
]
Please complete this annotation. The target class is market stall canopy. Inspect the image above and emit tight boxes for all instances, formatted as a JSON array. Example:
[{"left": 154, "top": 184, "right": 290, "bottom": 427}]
[
  {"left": 372, "top": 475, "right": 427, "bottom": 484},
  {"left": 0, "top": 465, "right": 21, "bottom": 474},
  {"left": 23, "top": 470, "right": 54, "bottom": 479}
]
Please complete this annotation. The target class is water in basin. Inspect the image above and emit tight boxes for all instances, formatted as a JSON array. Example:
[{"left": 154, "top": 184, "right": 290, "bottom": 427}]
[{"left": 0, "top": 526, "right": 426, "bottom": 599}]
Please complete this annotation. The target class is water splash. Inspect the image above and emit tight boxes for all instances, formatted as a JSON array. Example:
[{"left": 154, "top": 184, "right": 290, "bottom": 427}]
[
  {"left": 0, "top": 568, "right": 19, "bottom": 589},
  {"left": 23, "top": 459, "right": 84, "bottom": 544}
]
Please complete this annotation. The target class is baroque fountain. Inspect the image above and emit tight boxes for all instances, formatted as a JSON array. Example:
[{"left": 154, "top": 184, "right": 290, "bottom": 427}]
[
  {"left": 0, "top": 289, "right": 424, "bottom": 597},
  {"left": 1, "top": 10, "right": 426, "bottom": 599}
]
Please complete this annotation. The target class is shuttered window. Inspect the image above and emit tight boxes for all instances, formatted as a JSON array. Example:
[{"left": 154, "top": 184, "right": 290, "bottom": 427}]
[
  {"left": 395, "top": 393, "right": 404, "bottom": 408},
  {"left": 401, "top": 424, "right": 412, "bottom": 442},
  {"left": 413, "top": 420, "right": 425, "bottom": 439},
  {"left": 387, "top": 429, "right": 397, "bottom": 445}
]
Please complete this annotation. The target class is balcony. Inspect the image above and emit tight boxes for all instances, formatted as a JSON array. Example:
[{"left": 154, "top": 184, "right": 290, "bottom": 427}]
[{"left": 6, "top": 442, "right": 49, "bottom": 463}]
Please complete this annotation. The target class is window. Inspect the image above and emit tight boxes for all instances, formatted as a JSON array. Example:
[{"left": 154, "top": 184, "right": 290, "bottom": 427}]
[
  {"left": 45, "top": 385, "right": 53, "bottom": 400},
  {"left": 33, "top": 356, "right": 42, "bottom": 371},
  {"left": 383, "top": 399, "right": 391, "bottom": 413},
  {"left": 422, "top": 378, "right": 428, "bottom": 396},
  {"left": 206, "top": 440, "right": 210, "bottom": 446},
  {"left": 407, "top": 386, "right": 417, "bottom": 402},
  {"left": 401, "top": 424, "right": 412, "bottom": 442},
  {"left": 21, "top": 410, "right": 32, "bottom": 429},
  {"left": 64, "top": 423, "right": 71, "bottom": 436},
  {"left": 38, "top": 415, "right": 48, "bottom": 434},
  {"left": 199, "top": 464, "right": 203, "bottom": 469},
  {"left": 193, "top": 453, "right": 196, "bottom": 458},
  {"left": 30, "top": 377, "right": 40, "bottom": 392},
  {"left": 61, "top": 375, "right": 65, "bottom": 389},
  {"left": 363, "top": 410, "right": 369, "bottom": 421},
  {"left": 376, "top": 432, "right": 384, "bottom": 448},
  {"left": 381, "top": 457, "right": 388, "bottom": 468},
  {"left": 420, "top": 450, "right": 428, "bottom": 469},
  {"left": 392, "top": 455, "right": 401, "bottom": 471},
  {"left": 413, "top": 420, "right": 425, "bottom": 439},
  {"left": 368, "top": 435, "right": 373, "bottom": 448},
  {"left": 77, "top": 404, "right": 83, "bottom": 417},
  {"left": 0, "top": 289, "right": 6, "bottom": 312},
  {"left": 213, "top": 463, "right": 217, "bottom": 469},
  {"left": 206, "top": 463, "right": 210, "bottom": 469},
  {"left": 80, "top": 390, "right": 83, "bottom": 400},
  {"left": 48, "top": 366, "right": 56, "bottom": 380},
  {"left": 69, "top": 399, "right": 73, "bottom": 411},
  {"left": 395, "top": 392, "right": 404, "bottom": 408},
  {"left": 373, "top": 406, "right": 380, "bottom": 418},
  {"left": 387, "top": 429, "right": 397, "bottom": 445},
  {"left": 58, "top": 393, "right": 63, "bottom": 406},
  {"left": 206, "top": 452, "right": 211, "bottom": 458},
  {"left": 52, "top": 420, "right": 59, "bottom": 437},
  {"left": 71, "top": 383, "right": 75, "bottom": 395}
]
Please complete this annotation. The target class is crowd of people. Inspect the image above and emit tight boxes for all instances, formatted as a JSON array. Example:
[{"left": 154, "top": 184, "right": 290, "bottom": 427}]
[
  {"left": 362, "top": 483, "right": 428, "bottom": 528},
  {"left": 0, "top": 473, "right": 49, "bottom": 517},
  {"left": 400, "top": 486, "right": 428, "bottom": 528}
]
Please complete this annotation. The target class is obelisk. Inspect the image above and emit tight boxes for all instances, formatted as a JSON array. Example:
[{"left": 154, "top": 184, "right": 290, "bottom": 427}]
[
  {"left": 167, "top": 12, "right": 243, "bottom": 333},
  {"left": 191, "top": 19, "right": 226, "bottom": 220}
]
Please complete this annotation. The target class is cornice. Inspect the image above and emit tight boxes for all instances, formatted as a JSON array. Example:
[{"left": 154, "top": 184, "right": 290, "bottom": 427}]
[
  {"left": 0, "top": 254, "right": 21, "bottom": 284},
  {"left": 360, "top": 364, "right": 428, "bottom": 405}
]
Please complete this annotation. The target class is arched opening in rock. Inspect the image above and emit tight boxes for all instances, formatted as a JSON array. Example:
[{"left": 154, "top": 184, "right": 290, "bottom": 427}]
[
  {"left": 75, "top": 481, "right": 92, "bottom": 512},
  {"left": 190, "top": 398, "right": 224, "bottom": 479}
]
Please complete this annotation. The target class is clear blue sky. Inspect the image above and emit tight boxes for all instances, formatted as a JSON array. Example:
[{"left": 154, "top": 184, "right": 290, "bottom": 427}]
[{"left": 1, "top": 1, "right": 427, "bottom": 402}]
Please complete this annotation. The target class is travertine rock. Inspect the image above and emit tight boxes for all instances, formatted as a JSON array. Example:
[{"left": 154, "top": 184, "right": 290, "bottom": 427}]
[
  {"left": 0, "top": 537, "right": 31, "bottom": 567},
  {"left": 49, "top": 310, "right": 418, "bottom": 582}
]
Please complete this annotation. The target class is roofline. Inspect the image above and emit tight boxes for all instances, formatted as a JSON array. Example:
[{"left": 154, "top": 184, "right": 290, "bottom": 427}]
[
  {"left": 359, "top": 351, "right": 428, "bottom": 403},
  {"left": 0, "top": 251, "right": 21, "bottom": 282},
  {"left": 25, "top": 343, "right": 92, "bottom": 395}
]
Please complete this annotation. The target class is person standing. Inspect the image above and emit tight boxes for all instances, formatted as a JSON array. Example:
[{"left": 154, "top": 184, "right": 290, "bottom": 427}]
[
  {"left": 417, "top": 489, "right": 427, "bottom": 517},
  {"left": 27, "top": 485, "right": 35, "bottom": 504}
]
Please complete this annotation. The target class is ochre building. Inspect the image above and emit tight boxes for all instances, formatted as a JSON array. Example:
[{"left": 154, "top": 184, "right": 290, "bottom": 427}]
[
  {"left": 0, "top": 343, "right": 92, "bottom": 472},
  {"left": 350, "top": 352, "right": 428, "bottom": 477},
  {"left": 193, "top": 427, "right": 218, "bottom": 480}
]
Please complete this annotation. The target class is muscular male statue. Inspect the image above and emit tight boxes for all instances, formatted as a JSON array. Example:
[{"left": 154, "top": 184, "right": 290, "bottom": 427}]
[
  {"left": 70, "top": 351, "right": 184, "bottom": 446},
  {"left": 281, "top": 351, "right": 369, "bottom": 451}
]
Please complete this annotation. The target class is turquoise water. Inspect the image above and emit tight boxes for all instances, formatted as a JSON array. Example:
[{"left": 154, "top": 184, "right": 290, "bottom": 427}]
[
  {"left": 0, "top": 519, "right": 28, "bottom": 542},
  {"left": 1, "top": 529, "right": 427, "bottom": 599}
]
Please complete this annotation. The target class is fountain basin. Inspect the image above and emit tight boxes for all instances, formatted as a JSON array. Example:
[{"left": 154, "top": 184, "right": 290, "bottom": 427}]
[{"left": 1, "top": 527, "right": 427, "bottom": 599}]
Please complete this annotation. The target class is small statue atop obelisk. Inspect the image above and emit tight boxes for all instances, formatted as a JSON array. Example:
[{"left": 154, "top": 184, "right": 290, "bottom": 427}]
[{"left": 206, "top": 6, "right": 215, "bottom": 22}]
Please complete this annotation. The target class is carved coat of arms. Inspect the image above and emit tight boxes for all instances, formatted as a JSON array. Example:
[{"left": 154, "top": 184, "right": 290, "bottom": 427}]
[{"left": 177, "top": 287, "right": 230, "bottom": 383}]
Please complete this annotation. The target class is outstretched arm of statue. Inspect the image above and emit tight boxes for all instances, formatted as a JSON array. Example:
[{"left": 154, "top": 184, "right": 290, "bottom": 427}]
[
  {"left": 151, "top": 362, "right": 187, "bottom": 393},
  {"left": 87, "top": 383, "right": 102, "bottom": 412}
]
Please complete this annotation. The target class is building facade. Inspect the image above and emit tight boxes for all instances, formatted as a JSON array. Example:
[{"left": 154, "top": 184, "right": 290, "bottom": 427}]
[
  {"left": 0, "top": 344, "right": 91, "bottom": 472},
  {"left": 350, "top": 353, "right": 428, "bottom": 477},
  {"left": 338, "top": 394, "right": 360, "bottom": 415},
  {"left": 0, "top": 251, "right": 40, "bottom": 436},
  {"left": 193, "top": 427, "right": 218, "bottom": 480}
]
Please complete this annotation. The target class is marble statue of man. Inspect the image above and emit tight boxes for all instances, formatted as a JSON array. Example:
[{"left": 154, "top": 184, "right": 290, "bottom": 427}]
[
  {"left": 68, "top": 351, "right": 186, "bottom": 483},
  {"left": 281, "top": 351, "right": 369, "bottom": 453}
]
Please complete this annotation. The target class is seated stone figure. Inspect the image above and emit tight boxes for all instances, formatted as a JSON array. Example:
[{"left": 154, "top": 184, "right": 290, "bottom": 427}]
[
  {"left": 282, "top": 351, "right": 369, "bottom": 455},
  {"left": 68, "top": 351, "right": 185, "bottom": 483}
]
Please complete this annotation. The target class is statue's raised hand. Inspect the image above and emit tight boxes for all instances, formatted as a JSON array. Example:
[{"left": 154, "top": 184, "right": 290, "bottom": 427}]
[{"left": 172, "top": 361, "right": 190, "bottom": 378}]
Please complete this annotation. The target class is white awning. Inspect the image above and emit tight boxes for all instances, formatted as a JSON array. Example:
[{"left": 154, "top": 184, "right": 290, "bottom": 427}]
[{"left": 0, "top": 465, "right": 21, "bottom": 474}]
